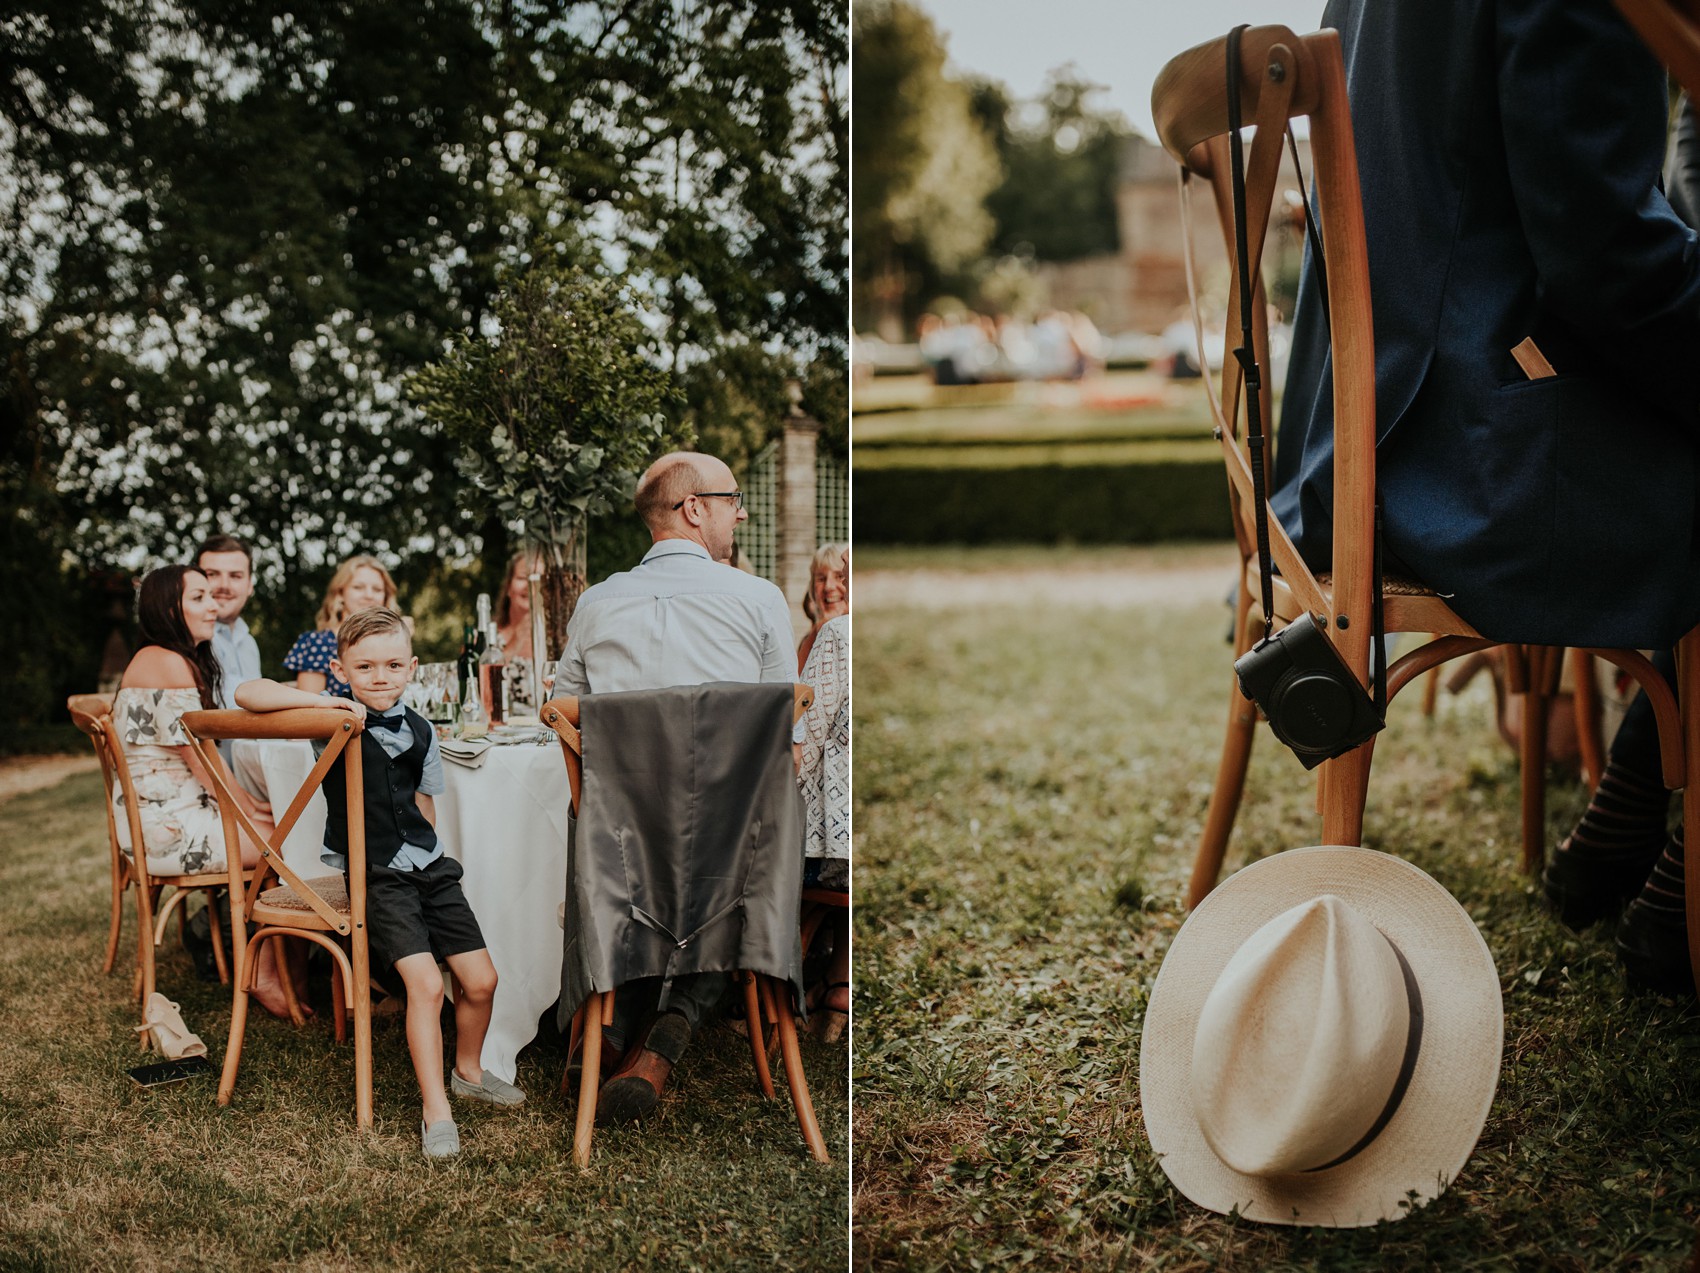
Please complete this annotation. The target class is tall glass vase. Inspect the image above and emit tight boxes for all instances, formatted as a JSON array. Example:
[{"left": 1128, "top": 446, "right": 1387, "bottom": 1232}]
[{"left": 529, "top": 518, "right": 588, "bottom": 706}]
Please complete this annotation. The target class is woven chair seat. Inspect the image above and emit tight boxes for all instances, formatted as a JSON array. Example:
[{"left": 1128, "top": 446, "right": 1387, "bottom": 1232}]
[
  {"left": 1314, "top": 572, "right": 1439, "bottom": 598},
  {"left": 257, "top": 876, "right": 349, "bottom": 916}
]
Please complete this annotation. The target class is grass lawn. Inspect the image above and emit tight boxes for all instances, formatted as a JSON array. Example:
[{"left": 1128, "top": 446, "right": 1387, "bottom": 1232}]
[
  {"left": 0, "top": 774, "right": 848, "bottom": 1270},
  {"left": 853, "top": 545, "right": 1700, "bottom": 1270}
]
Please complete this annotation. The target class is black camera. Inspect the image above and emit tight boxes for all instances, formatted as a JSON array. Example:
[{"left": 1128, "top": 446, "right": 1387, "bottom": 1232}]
[{"left": 1234, "top": 612, "right": 1384, "bottom": 770}]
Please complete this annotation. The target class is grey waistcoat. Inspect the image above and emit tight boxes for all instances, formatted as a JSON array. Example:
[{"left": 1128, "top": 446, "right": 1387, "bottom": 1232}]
[{"left": 556, "top": 681, "right": 805, "bottom": 1026}]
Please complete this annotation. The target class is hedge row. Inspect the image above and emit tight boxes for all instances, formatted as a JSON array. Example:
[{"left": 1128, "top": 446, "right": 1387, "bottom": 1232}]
[{"left": 852, "top": 454, "right": 1233, "bottom": 544}]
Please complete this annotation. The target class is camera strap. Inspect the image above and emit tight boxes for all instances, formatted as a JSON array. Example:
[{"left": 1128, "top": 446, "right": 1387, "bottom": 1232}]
[
  {"left": 1225, "top": 25, "right": 1277, "bottom": 646},
  {"left": 1225, "top": 25, "right": 1386, "bottom": 711}
]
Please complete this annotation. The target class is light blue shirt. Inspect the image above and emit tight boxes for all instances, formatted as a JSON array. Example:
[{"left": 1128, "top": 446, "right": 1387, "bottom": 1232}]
[
  {"left": 211, "top": 617, "right": 261, "bottom": 710},
  {"left": 553, "top": 540, "right": 796, "bottom": 695},
  {"left": 313, "top": 704, "right": 446, "bottom": 872}
]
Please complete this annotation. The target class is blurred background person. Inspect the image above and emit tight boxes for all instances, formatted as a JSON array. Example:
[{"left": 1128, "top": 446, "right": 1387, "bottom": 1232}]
[{"left": 283, "top": 554, "right": 399, "bottom": 697}]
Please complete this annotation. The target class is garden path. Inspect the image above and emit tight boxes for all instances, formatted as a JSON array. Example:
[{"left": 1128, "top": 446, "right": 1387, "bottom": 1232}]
[
  {"left": 0, "top": 754, "right": 97, "bottom": 804},
  {"left": 858, "top": 556, "right": 1235, "bottom": 611}
]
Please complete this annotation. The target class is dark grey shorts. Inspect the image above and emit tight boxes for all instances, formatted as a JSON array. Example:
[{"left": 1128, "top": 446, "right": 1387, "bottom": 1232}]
[{"left": 351, "top": 854, "right": 485, "bottom": 969}]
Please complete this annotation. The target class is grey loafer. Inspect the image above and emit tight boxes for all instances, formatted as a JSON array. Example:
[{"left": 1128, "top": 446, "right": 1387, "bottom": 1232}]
[
  {"left": 451, "top": 1068, "right": 526, "bottom": 1107},
  {"left": 422, "top": 1118, "right": 460, "bottom": 1159}
]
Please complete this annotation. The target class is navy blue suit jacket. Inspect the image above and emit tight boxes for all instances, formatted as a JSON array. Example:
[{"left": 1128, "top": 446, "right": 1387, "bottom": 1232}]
[{"left": 1271, "top": 0, "right": 1700, "bottom": 648}]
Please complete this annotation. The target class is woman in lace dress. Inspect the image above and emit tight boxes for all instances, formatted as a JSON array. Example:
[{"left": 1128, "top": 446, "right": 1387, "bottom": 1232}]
[
  {"left": 797, "top": 557, "right": 850, "bottom": 1038},
  {"left": 116, "top": 565, "right": 296, "bottom": 1014},
  {"left": 796, "top": 542, "right": 847, "bottom": 672}
]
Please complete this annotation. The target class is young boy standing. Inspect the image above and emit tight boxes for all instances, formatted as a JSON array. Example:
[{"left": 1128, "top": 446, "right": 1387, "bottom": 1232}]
[{"left": 237, "top": 607, "right": 523, "bottom": 1157}]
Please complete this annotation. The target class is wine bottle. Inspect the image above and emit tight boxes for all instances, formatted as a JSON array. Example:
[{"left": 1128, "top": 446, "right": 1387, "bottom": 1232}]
[
  {"left": 456, "top": 624, "right": 477, "bottom": 709},
  {"left": 479, "top": 625, "right": 508, "bottom": 725}
]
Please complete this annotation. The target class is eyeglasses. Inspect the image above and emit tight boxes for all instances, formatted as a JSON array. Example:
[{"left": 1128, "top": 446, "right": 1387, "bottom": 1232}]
[{"left": 672, "top": 490, "right": 744, "bottom": 511}]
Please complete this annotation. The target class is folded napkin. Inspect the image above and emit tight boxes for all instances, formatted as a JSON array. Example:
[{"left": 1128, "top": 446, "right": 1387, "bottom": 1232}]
[
  {"left": 439, "top": 736, "right": 492, "bottom": 769},
  {"left": 487, "top": 725, "right": 552, "bottom": 746}
]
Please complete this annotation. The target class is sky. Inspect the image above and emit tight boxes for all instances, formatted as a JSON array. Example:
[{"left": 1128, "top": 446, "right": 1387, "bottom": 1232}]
[{"left": 905, "top": 0, "right": 1327, "bottom": 140}]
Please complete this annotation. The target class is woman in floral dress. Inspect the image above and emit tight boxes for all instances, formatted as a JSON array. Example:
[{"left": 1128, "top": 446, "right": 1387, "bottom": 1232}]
[{"left": 115, "top": 564, "right": 295, "bottom": 1014}]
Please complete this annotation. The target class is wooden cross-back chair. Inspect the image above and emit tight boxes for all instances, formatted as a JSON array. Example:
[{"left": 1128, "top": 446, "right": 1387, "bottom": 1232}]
[
  {"left": 1150, "top": 26, "right": 1687, "bottom": 908},
  {"left": 180, "top": 707, "right": 376, "bottom": 1129},
  {"left": 540, "top": 684, "right": 829, "bottom": 1169},
  {"left": 67, "top": 692, "right": 250, "bottom": 1047}
]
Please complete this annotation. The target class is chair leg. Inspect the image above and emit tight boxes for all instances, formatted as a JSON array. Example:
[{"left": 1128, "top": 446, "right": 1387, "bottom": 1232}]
[
  {"left": 274, "top": 937, "right": 309, "bottom": 1027},
  {"left": 1518, "top": 655, "right": 1550, "bottom": 876},
  {"left": 573, "top": 992, "right": 608, "bottom": 1170},
  {"left": 351, "top": 936, "right": 373, "bottom": 1132},
  {"left": 767, "top": 975, "right": 829, "bottom": 1163},
  {"left": 562, "top": 1002, "right": 585, "bottom": 1099},
  {"left": 1571, "top": 649, "right": 1605, "bottom": 792},
  {"left": 218, "top": 934, "right": 258, "bottom": 1106},
  {"left": 1319, "top": 739, "right": 1373, "bottom": 845},
  {"left": 206, "top": 890, "right": 231, "bottom": 985},
  {"left": 135, "top": 885, "right": 160, "bottom": 1042},
  {"left": 1420, "top": 663, "right": 1440, "bottom": 717},
  {"left": 103, "top": 872, "right": 125, "bottom": 975},
  {"left": 742, "top": 972, "right": 777, "bottom": 1100},
  {"left": 1679, "top": 629, "right": 1700, "bottom": 999},
  {"left": 1189, "top": 674, "right": 1259, "bottom": 908},
  {"left": 331, "top": 963, "right": 347, "bottom": 1045},
  {"left": 756, "top": 974, "right": 781, "bottom": 1060}
]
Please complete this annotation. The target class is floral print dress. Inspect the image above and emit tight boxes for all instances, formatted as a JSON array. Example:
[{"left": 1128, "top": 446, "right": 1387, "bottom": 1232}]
[{"left": 111, "top": 687, "right": 229, "bottom": 875}]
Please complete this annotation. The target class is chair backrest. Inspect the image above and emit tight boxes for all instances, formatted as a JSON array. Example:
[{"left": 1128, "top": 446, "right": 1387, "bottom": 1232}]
[
  {"left": 67, "top": 692, "right": 164, "bottom": 889},
  {"left": 1614, "top": 0, "right": 1700, "bottom": 95},
  {"left": 1151, "top": 25, "right": 1376, "bottom": 678},
  {"left": 542, "top": 682, "right": 815, "bottom": 815},
  {"left": 180, "top": 708, "right": 367, "bottom": 937},
  {"left": 540, "top": 681, "right": 815, "bottom": 1019}
]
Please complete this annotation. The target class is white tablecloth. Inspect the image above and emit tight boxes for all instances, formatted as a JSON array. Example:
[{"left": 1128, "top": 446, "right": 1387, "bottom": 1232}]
[{"left": 255, "top": 738, "right": 572, "bottom": 1084}]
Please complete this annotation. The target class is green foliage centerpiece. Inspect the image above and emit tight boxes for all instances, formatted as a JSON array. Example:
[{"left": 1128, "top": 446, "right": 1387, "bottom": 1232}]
[{"left": 409, "top": 259, "right": 684, "bottom": 706}]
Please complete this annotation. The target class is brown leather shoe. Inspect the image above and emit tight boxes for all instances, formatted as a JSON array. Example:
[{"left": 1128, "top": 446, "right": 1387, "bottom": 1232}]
[
  {"left": 565, "top": 1037, "right": 625, "bottom": 1090},
  {"left": 594, "top": 1012, "right": 690, "bottom": 1125}
]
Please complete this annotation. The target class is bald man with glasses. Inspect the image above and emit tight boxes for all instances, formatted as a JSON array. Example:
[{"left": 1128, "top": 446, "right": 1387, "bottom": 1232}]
[{"left": 553, "top": 449, "right": 797, "bottom": 1123}]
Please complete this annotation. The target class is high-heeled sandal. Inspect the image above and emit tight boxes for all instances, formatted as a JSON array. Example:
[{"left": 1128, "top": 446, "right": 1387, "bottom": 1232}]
[{"left": 134, "top": 993, "right": 208, "bottom": 1059}]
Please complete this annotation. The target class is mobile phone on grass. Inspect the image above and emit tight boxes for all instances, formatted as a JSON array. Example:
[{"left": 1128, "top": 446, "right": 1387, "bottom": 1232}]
[{"left": 127, "top": 1056, "right": 212, "bottom": 1087}]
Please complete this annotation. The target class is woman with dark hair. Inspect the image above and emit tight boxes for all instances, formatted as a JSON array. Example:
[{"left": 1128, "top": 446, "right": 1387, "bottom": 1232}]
[{"left": 114, "top": 565, "right": 295, "bottom": 1014}]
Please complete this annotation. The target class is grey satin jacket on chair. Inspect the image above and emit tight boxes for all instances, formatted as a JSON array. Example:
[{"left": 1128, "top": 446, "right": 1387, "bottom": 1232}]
[{"left": 555, "top": 681, "right": 806, "bottom": 1029}]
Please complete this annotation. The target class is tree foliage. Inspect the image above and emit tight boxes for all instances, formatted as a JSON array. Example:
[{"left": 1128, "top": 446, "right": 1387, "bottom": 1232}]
[
  {"left": 849, "top": 0, "right": 999, "bottom": 334},
  {"left": 973, "top": 69, "right": 1134, "bottom": 264},
  {"left": 0, "top": 0, "right": 845, "bottom": 725},
  {"left": 408, "top": 258, "right": 686, "bottom": 644}
]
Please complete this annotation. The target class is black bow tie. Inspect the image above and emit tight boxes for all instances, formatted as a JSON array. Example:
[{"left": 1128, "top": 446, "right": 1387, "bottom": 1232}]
[{"left": 365, "top": 712, "right": 408, "bottom": 733}]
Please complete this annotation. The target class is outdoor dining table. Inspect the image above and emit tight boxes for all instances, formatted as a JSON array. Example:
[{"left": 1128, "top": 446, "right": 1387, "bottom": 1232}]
[{"left": 252, "top": 732, "right": 571, "bottom": 1085}]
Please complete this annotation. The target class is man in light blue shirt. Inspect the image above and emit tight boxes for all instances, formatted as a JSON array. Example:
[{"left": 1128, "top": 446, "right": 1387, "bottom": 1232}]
[
  {"left": 554, "top": 456, "right": 794, "bottom": 697},
  {"left": 554, "top": 450, "right": 796, "bottom": 1126},
  {"left": 198, "top": 534, "right": 267, "bottom": 791}
]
